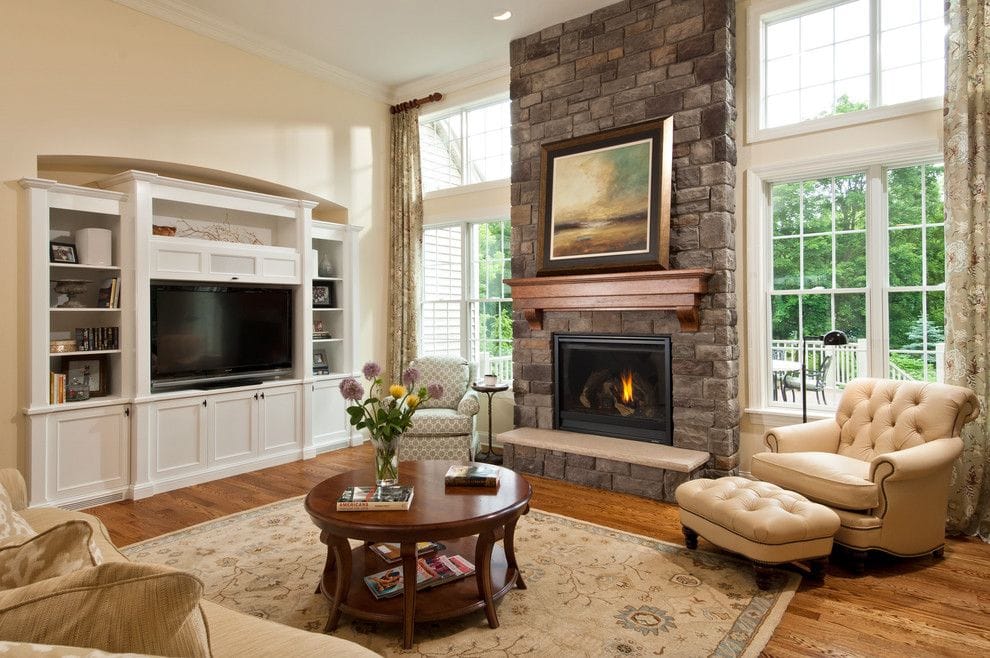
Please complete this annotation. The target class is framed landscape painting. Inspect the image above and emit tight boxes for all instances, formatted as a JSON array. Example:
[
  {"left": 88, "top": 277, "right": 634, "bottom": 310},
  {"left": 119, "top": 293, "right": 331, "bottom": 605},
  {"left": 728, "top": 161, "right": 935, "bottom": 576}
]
[{"left": 537, "top": 117, "right": 673, "bottom": 275}]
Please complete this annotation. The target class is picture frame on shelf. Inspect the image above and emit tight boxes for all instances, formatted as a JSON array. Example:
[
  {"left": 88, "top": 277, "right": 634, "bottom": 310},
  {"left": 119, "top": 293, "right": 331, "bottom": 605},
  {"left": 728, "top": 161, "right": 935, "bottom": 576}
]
[
  {"left": 64, "top": 354, "right": 109, "bottom": 397},
  {"left": 313, "top": 319, "right": 331, "bottom": 339},
  {"left": 537, "top": 116, "right": 673, "bottom": 275},
  {"left": 313, "top": 349, "right": 330, "bottom": 375},
  {"left": 313, "top": 284, "right": 334, "bottom": 308},
  {"left": 50, "top": 242, "right": 78, "bottom": 264}
]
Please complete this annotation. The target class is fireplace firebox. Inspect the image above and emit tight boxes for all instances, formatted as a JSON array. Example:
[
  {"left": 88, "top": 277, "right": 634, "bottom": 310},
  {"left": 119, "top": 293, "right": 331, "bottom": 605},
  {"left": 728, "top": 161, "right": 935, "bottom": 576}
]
[{"left": 553, "top": 334, "right": 673, "bottom": 444}]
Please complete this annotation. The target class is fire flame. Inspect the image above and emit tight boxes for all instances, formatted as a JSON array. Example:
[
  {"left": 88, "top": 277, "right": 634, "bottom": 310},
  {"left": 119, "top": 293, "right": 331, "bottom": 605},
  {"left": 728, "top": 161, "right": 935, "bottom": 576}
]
[{"left": 620, "top": 370, "right": 634, "bottom": 404}]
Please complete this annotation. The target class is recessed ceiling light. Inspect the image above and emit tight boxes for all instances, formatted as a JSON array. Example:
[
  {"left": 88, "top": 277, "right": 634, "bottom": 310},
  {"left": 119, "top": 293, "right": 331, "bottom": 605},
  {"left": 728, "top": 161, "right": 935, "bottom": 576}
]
[{"left": 493, "top": 10, "right": 512, "bottom": 21}]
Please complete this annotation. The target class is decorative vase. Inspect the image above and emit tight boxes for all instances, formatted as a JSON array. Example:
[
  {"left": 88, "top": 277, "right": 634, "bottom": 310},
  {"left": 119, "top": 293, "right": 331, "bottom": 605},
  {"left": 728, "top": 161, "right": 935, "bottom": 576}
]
[{"left": 370, "top": 434, "right": 400, "bottom": 486}]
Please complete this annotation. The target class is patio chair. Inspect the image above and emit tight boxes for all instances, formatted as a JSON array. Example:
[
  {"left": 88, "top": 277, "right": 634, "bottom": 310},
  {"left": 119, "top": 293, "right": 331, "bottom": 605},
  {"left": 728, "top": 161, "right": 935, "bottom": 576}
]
[{"left": 783, "top": 354, "right": 833, "bottom": 404}]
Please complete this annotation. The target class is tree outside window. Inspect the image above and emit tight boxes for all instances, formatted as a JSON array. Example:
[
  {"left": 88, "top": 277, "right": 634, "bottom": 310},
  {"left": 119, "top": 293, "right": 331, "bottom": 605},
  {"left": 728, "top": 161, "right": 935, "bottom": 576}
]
[{"left": 766, "top": 162, "right": 945, "bottom": 409}]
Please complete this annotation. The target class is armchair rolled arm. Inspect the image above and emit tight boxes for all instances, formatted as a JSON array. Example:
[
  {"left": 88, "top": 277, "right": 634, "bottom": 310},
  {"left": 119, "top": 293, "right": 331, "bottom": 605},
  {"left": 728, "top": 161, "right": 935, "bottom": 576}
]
[
  {"left": 458, "top": 389, "right": 480, "bottom": 417},
  {"left": 764, "top": 418, "right": 841, "bottom": 453},
  {"left": 0, "top": 469, "right": 28, "bottom": 510},
  {"left": 869, "top": 437, "right": 964, "bottom": 482}
]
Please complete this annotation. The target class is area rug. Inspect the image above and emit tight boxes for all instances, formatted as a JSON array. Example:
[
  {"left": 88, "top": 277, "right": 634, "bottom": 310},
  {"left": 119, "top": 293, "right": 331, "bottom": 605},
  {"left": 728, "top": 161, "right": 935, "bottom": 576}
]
[{"left": 121, "top": 497, "right": 799, "bottom": 657}]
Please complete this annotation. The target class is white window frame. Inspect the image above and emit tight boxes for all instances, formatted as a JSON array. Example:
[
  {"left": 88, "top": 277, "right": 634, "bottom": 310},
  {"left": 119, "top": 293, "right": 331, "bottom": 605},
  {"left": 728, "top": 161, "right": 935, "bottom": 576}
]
[
  {"left": 420, "top": 219, "right": 512, "bottom": 381},
  {"left": 420, "top": 95, "right": 511, "bottom": 195},
  {"left": 745, "top": 139, "right": 941, "bottom": 421},
  {"left": 746, "top": 0, "right": 943, "bottom": 144}
]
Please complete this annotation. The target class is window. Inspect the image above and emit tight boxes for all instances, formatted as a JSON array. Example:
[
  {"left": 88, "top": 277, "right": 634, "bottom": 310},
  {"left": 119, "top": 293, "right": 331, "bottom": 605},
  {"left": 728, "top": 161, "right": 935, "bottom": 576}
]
[
  {"left": 420, "top": 99, "right": 511, "bottom": 193},
  {"left": 756, "top": 158, "right": 945, "bottom": 412},
  {"left": 756, "top": 0, "right": 945, "bottom": 132},
  {"left": 421, "top": 220, "right": 513, "bottom": 381}
]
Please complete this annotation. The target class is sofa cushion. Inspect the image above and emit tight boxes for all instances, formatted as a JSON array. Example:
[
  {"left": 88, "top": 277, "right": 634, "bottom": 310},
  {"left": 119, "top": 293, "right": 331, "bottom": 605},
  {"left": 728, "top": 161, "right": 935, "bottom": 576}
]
[
  {"left": 0, "top": 520, "right": 103, "bottom": 589},
  {"left": 200, "top": 600, "right": 378, "bottom": 658},
  {"left": 0, "top": 483, "right": 35, "bottom": 547},
  {"left": 19, "top": 507, "right": 127, "bottom": 563},
  {"left": 751, "top": 451, "right": 878, "bottom": 510},
  {"left": 406, "top": 407, "right": 473, "bottom": 435},
  {"left": 411, "top": 356, "right": 469, "bottom": 409},
  {"left": 0, "top": 562, "right": 211, "bottom": 658}
]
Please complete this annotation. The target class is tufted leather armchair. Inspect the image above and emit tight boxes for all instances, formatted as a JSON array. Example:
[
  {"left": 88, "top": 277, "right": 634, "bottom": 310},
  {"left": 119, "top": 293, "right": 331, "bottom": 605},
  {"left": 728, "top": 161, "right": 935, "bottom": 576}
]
[
  {"left": 398, "top": 355, "right": 480, "bottom": 461},
  {"left": 751, "top": 378, "right": 979, "bottom": 564}
]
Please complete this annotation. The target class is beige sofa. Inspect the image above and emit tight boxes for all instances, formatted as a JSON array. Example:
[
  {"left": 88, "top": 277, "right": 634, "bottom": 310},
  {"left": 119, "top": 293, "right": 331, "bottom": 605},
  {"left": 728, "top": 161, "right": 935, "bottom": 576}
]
[{"left": 0, "top": 469, "right": 377, "bottom": 658}]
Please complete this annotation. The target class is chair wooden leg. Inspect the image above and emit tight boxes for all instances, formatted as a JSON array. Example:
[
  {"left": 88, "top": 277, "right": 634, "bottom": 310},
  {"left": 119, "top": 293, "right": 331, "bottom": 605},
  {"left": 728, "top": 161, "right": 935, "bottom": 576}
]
[{"left": 682, "top": 525, "right": 699, "bottom": 550}]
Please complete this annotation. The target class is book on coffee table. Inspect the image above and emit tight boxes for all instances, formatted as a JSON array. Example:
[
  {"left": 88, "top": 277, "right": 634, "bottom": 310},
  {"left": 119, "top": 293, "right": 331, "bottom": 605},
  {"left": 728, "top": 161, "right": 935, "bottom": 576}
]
[
  {"left": 363, "top": 554, "right": 476, "bottom": 600},
  {"left": 336, "top": 485, "right": 414, "bottom": 511},
  {"left": 369, "top": 541, "right": 444, "bottom": 563},
  {"left": 444, "top": 464, "right": 500, "bottom": 487}
]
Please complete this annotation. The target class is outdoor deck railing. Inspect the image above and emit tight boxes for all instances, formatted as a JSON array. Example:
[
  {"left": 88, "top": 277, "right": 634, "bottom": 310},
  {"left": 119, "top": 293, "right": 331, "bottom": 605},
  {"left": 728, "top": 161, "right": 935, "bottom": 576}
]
[{"left": 769, "top": 339, "right": 944, "bottom": 389}]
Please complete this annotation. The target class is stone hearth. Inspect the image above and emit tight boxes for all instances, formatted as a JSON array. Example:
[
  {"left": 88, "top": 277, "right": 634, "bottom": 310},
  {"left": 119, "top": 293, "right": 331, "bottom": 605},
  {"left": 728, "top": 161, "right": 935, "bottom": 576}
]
[
  {"left": 508, "top": 0, "right": 739, "bottom": 501},
  {"left": 501, "top": 427, "right": 708, "bottom": 501}
]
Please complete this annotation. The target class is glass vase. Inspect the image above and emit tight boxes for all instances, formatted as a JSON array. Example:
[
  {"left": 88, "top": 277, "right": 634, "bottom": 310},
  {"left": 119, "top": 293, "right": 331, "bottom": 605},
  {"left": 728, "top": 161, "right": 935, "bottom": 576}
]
[{"left": 371, "top": 434, "right": 400, "bottom": 487}]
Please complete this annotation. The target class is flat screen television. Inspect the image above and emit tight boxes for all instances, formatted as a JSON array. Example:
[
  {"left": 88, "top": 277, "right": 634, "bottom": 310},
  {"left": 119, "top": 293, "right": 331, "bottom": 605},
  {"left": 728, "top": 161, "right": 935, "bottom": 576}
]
[{"left": 150, "top": 284, "right": 293, "bottom": 391}]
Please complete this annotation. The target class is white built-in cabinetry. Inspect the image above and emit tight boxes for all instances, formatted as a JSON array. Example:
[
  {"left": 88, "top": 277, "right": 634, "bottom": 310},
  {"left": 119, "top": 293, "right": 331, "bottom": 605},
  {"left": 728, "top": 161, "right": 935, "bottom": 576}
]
[{"left": 22, "top": 172, "right": 361, "bottom": 508}]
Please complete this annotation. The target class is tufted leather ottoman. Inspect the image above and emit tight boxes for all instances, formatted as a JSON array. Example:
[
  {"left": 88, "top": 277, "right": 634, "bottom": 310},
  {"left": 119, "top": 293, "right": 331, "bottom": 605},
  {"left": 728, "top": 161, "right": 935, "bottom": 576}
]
[{"left": 675, "top": 476, "right": 841, "bottom": 589}]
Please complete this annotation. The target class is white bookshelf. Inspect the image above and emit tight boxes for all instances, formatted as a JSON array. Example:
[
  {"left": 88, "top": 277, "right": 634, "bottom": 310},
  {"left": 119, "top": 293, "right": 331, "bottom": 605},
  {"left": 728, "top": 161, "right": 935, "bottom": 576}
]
[{"left": 22, "top": 171, "right": 360, "bottom": 508}]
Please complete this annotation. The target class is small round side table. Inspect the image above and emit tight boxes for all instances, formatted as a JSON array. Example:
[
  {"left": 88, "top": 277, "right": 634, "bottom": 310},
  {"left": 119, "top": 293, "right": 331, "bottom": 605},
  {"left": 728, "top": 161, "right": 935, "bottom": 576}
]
[{"left": 471, "top": 382, "right": 509, "bottom": 464}]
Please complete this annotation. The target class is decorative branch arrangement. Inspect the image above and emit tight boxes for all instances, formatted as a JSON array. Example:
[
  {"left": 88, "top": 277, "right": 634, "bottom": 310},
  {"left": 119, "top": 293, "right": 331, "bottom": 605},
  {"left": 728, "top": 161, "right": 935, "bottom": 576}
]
[{"left": 175, "top": 218, "right": 264, "bottom": 245}]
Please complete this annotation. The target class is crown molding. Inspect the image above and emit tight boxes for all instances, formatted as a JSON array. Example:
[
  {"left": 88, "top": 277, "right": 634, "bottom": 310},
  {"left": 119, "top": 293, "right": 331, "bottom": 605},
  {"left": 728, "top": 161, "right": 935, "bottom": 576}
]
[
  {"left": 112, "top": 0, "right": 390, "bottom": 102},
  {"left": 391, "top": 58, "right": 510, "bottom": 105}
]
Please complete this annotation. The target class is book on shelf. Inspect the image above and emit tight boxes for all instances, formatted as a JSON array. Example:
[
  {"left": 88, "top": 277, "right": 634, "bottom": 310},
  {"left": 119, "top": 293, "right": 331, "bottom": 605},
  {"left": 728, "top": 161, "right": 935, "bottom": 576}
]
[
  {"left": 369, "top": 541, "right": 444, "bottom": 564},
  {"left": 97, "top": 277, "right": 121, "bottom": 309},
  {"left": 363, "top": 553, "right": 476, "bottom": 600},
  {"left": 444, "top": 464, "right": 500, "bottom": 487},
  {"left": 49, "top": 372, "right": 66, "bottom": 404},
  {"left": 74, "top": 327, "right": 119, "bottom": 351},
  {"left": 336, "top": 486, "right": 414, "bottom": 511}
]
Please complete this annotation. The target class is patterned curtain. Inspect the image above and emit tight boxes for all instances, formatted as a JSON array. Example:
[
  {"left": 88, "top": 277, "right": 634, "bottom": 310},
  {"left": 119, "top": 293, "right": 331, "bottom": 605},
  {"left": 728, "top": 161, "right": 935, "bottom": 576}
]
[
  {"left": 944, "top": 0, "right": 990, "bottom": 540},
  {"left": 386, "top": 108, "right": 424, "bottom": 383}
]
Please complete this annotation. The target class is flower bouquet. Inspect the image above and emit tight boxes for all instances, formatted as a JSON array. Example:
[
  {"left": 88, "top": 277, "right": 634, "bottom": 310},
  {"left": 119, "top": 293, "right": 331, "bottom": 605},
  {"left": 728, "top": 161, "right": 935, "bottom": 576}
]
[{"left": 339, "top": 362, "right": 443, "bottom": 486}]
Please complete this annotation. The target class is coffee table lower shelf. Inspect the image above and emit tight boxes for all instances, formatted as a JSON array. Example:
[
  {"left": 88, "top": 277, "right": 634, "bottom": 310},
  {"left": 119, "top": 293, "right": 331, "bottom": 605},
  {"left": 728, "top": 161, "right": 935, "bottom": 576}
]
[{"left": 319, "top": 536, "right": 517, "bottom": 625}]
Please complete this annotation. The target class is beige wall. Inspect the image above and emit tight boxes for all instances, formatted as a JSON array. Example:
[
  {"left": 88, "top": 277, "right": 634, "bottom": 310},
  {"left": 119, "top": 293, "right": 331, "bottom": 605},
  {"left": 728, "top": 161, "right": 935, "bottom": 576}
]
[
  {"left": 0, "top": 0, "right": 390, "bottom": 469},
  {"left": 734, "top": 0, "right": 943, "bottom": 470}
]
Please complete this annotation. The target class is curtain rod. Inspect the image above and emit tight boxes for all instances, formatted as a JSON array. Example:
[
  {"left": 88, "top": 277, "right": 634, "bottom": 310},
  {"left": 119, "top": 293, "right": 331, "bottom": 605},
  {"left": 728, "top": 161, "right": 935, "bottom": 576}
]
[{"left": 390, "top": 92, "right": 443, "bottom": 115}]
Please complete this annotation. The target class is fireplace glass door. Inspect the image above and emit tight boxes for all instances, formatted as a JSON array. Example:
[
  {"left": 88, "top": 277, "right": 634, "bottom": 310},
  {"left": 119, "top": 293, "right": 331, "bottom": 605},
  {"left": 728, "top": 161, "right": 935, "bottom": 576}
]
[{"left": 553, "top": 334, "right": 672, "bottom": 444}]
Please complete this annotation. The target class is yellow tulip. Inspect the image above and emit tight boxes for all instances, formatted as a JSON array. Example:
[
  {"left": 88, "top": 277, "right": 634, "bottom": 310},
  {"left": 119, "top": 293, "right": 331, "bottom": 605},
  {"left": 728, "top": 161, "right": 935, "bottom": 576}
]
[
  {"left": 389, "top": 384, "right": 407, "bottom": 399},
  {"left": 406, "top": 394, "right": 420, "bottom": 408}
]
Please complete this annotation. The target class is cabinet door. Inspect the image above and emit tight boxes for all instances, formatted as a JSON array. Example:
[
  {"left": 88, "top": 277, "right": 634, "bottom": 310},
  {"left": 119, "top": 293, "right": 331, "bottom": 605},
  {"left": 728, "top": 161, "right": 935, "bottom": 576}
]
[
  {"left": 151, "top": 397, "right": 208, "bottom": 478},
  {"left": 44, "top": 405, "right": 129, "bottom": 502},
  {"left": 261, "top": 385, "right": 301, "bottom": 454},
  {"left": 312, "top": 380, "right": 350, "bottom": 447},
  {"left": 210, "top": 390, "right": 259, "bottom": 465}
]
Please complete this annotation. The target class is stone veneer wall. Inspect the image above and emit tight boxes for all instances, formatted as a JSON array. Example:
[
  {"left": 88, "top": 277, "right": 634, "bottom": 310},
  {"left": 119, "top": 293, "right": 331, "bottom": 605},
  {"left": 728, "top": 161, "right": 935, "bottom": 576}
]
[{"left": 509, "top": 0, "right": 740, "bottom": 478}]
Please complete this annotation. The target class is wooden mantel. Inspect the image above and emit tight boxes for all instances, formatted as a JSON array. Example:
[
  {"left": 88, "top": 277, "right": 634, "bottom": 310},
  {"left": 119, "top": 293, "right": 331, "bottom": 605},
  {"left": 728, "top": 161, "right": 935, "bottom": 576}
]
[{"left": 505, "top": 268, "right": 713, "bottom": 332}]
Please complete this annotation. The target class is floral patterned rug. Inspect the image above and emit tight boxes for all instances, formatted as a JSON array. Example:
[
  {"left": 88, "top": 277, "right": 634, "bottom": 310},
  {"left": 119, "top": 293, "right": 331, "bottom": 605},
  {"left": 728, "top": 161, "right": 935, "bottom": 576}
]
[{"left": 121, "top": 498, "right": 798, "bottom": 657}]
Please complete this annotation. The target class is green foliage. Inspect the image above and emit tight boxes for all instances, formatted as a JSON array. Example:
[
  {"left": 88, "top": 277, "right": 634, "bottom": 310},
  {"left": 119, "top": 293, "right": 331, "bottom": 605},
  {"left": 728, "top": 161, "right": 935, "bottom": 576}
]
[
  {"left": 475, "top": 221, "right": 513, "bottom": 359},
  {"left": 834, "top": 94, "right": 869, "bottom": 115},
  {"left": 769, "top": 165, "right": 946, "bottom": 376}
]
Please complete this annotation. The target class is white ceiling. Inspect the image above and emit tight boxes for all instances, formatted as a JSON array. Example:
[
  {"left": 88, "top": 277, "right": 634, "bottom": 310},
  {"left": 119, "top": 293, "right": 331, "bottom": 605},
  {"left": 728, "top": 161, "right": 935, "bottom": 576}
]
[{"left": 119, "top": 0, "right": 613, "bottom": 100}]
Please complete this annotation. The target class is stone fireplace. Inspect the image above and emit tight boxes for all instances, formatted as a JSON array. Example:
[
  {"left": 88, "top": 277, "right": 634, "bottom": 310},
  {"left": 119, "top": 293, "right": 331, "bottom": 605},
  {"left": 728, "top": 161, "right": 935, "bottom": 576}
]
[
  {"left": 503, "top": 0, "right": 738, "bottom": 501},
  {"left": 554, "top": 334, "right": 672, "bottom": 444}
]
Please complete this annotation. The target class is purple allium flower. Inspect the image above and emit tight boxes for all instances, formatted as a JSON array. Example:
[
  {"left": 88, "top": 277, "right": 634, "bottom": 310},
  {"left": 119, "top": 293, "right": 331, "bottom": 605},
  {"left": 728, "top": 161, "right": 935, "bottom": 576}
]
[
  {"left": 427, "top": 383, "right": 444, "bottom": 400},
  {"left": 402, "top": 367, "right": 420, "bottom": 386},
  {"left": 362, "top": 361, "right": 382, "bottom": 380},
  {"left": 339, "top": 377, "right": 365, "bottom": 401}
]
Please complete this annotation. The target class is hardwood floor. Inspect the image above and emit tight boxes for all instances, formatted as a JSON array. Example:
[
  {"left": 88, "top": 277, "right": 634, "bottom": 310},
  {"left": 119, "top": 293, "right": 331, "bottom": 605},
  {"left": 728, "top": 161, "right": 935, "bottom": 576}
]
[{"left": 89, "top": 445, "right": 990, "bottom": 657}]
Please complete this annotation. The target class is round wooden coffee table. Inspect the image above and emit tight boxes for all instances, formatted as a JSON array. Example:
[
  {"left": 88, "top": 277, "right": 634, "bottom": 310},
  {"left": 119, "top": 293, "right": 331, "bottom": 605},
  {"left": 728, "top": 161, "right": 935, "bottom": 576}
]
[{"left": 305, "top": 460, "right": 531, "bottom": 649}]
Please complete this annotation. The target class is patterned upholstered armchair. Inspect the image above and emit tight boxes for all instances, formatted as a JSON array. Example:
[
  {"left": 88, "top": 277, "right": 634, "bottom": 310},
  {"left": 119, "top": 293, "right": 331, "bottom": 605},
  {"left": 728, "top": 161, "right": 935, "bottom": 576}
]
[{"left": 399, "top": 355, "right": 480, "bottom": 460}]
